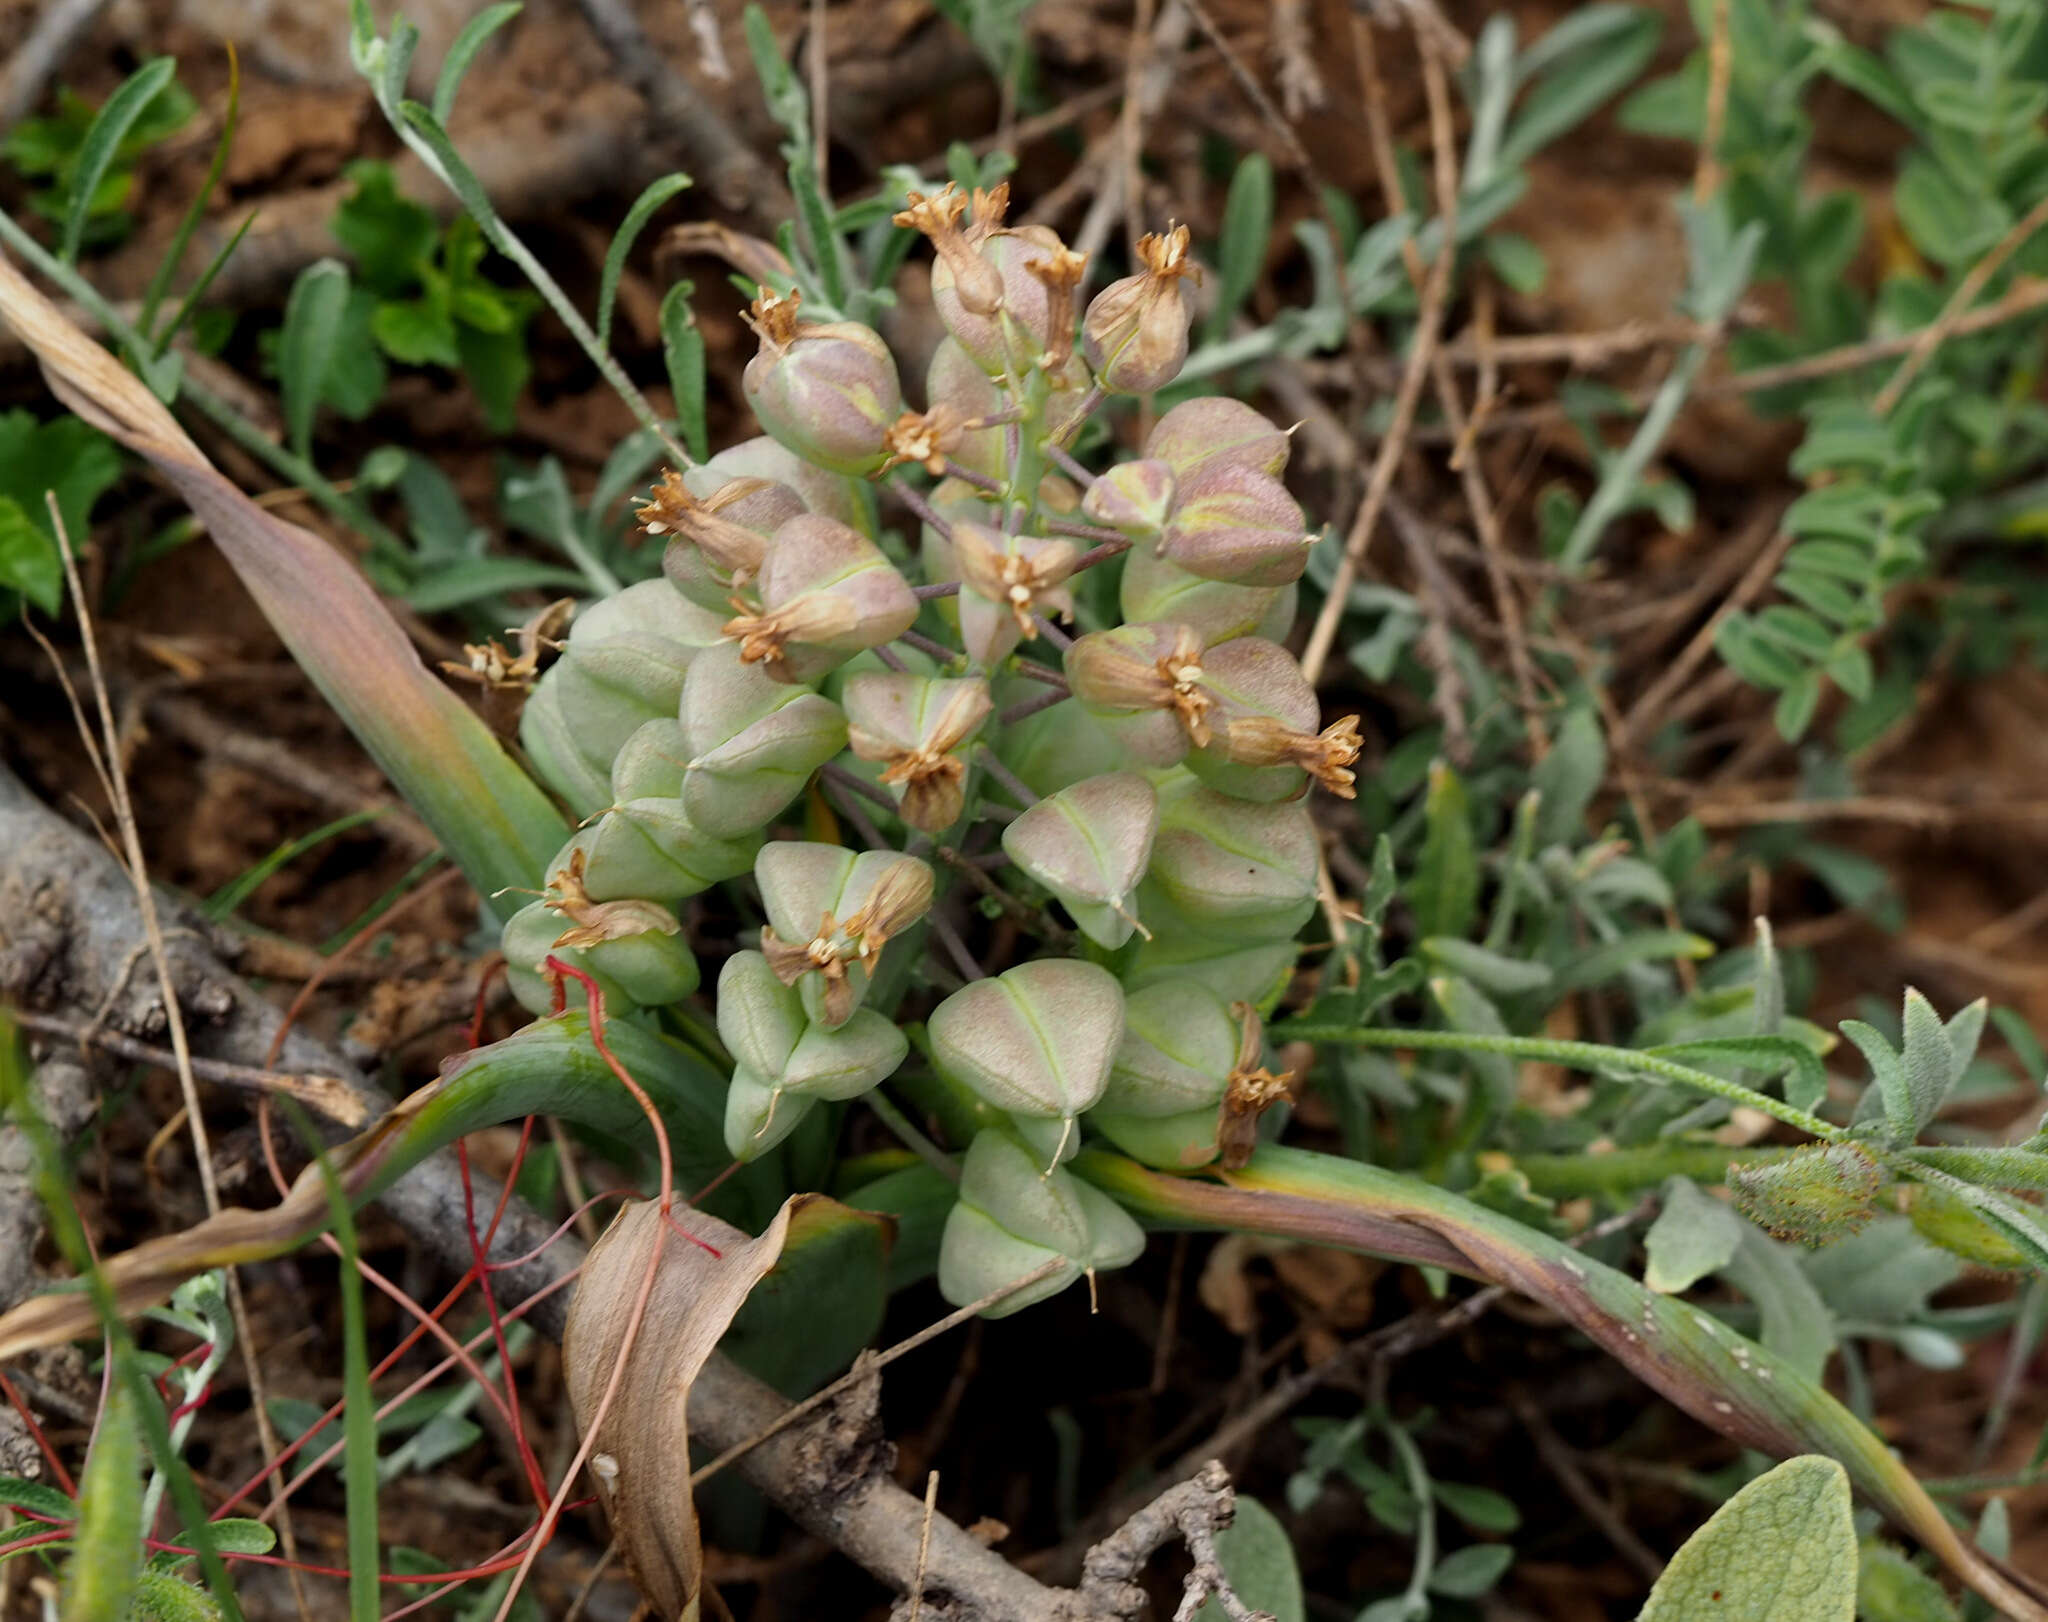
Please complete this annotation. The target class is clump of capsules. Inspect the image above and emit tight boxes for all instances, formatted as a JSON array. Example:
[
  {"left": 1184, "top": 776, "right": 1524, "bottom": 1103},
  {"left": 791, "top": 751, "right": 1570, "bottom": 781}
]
[{"left": 507, "top": 184, "right": 1358, "bottom": 1314}]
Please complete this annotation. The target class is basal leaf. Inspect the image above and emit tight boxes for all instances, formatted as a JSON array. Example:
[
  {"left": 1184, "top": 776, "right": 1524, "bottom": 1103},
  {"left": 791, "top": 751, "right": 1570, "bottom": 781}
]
[
  {"left": 1636, "top": 1456, "right": 1856, "bottom": 1621},
  {"left": 61, "top": 58, "right": 180, "bottom": 262}
]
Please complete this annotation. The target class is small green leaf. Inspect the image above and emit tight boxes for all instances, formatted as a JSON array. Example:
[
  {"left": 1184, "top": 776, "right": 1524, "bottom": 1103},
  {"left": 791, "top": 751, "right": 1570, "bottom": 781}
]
[
  {"left": 1841, "top": 1020, "right": 1912, "bottom": 1145},
  {"left": 660, "top": 281, "right": 709, "bottom": 463},
  {"left": 0, "top": 1476, "right": 78, "bottom": 1519},
  {"left": 1644, "top": 1176, "right": 1746, "bottom": 1295},
  {"left": 1898, "top": 990, "right": 1957, "bottom": 1138},
  {"left": 279, "top": 259, "right": 350, "bottom": 457},
  {"left": 331, "top": 160, "right": 439, "bottom": 292},
  {"left": 432, "top": 2, "right": 523, "bottom": 122},
  {"left": 1857, "top": 1542, "right": 1959, "bottom": 1622},
  {"left": 61, "top": 58, "right": 180, "bottom": 262},
  {"left": 372, "top": 294, "right": 461, "bottom": 367},
  {"left": 1433, "top": 1481, "right": 1521, "bottom": 1535},
  {"left": 1636, "top": 1456, "right": 1856, "bottom": 1621},
  {"left": 0, "top": 496, "right": 62, "bottom": 614},
  {"left": 1420, "top": 938, "right": 1552, "bottom": 996},
  {"left": 1207, "top": 152, "right": 1273, "bottom": 341},
  {"left": 1412, "top": 761, "right": 1478, "bottom": 940},
  {"left": 1531, "top": 704, "right": 1605, "bottom": 847},
  {"left": 1193, "top": 1497, "right": 1304, "bottom": 1622},
  {"left": 1429, "top": 977, "right": 1517, "bottom": 1112},
  {"left": 599, "top": 173, "right": 693, "bottom": 352},
  {"left": 1429, "top": 1541, "right": 1514, "bottom": 1598}
]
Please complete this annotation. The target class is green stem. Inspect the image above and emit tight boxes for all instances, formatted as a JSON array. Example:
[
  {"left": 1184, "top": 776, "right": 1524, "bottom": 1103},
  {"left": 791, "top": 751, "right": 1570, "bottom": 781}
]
[
  {"left": 1516, "top": 1144, "right": 1805, "bottom": 1200},
  {"left": 1276, "top": 1025, "right": 1843, "bottom": 1143}
]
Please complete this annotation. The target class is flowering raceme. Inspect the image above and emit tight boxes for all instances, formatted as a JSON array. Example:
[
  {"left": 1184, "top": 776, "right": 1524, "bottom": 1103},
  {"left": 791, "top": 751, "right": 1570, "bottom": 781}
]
[{"left": 507, "top": 183, "right": 1358, "bottom": 1311}]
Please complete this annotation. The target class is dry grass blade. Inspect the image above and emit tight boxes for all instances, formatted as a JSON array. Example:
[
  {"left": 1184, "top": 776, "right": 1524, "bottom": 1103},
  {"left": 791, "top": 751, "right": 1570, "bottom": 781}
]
[{"left": 562, "top": 1196, "right": 810, "bottom": 1621}]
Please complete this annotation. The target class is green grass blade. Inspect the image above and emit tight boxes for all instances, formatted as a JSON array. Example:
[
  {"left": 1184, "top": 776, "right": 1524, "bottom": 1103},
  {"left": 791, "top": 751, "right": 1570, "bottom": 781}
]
[
  {"left": 432, "top": 2, "right": 524, "bottom": 123},
  {"left": 61, "top": 58, "right": 180, "bottom": 264},
  {"left": 140, "top": 44, "right": 240, "bottom": 340},
  {"left": 151, "top": 208, "right": 257, "bottom": 356},
  {"left": 290, "top": 1104, "right": 380, "bottom": 1622},
  {"left": 0, "top": 1015, "right": 247, "bottom": 1622},
  {"left": 599, "top": 173, "right": 692, "bottom": 352},
  {"left": 204, "top": 808, "right": 382, "bottom": 921}
]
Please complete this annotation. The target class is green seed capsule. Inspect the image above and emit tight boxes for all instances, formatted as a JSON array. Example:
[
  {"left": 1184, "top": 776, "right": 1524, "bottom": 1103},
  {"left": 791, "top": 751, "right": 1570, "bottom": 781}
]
[
  {"left": 1143, "top": 396, "right": 1292, "bottom": 481},
  {"left": 716, "top": 951, "right": 908, "bottom": 1160},
  {"left": 520, "top": 581, "right": 726, "bottom": 817},
  {"left": 1120, "top": 547, "right": 1294, "bottom": 647},
  {"left": 936, "top": 1127, "right": 1146, "bottom": 1316},
  {"left": 741, "top": 290, "right": 903, "bottom": 476},
  {"left": 568, "top": 799, "right": 761, "bottom": 906},
  {"left": 929, "top": 959, "right": 1124, "bottom": 1152},
  {"left": 500, "top": 897, "right": 698, "bottom": 1017},
  {"left": 756, "top": 844, "right": 935, "bottom": 1028},
  {"left": 680, "top": 642, "right": 848, "bottom": 837},
  {"left": 1000, "top": 771, "right": 1158, "bottom": 948},
  {"left": 1142, "top": 775, "right": 1319, "bottom": 941},
  {"left": 843, "top": 673, "right": 993, "bottom": 832},
  {"left": 1155, "top": 463, "right": 1314, "bottom": 587},
  {"left": 724, "top": 513, "right": 919, "bottom": 685}
]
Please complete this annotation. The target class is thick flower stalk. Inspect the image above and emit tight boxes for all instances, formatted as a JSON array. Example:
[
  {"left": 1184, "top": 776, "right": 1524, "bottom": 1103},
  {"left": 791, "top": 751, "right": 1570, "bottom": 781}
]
[{"left": 501, "top": 201, "right": 1359, "bottom": 1319}]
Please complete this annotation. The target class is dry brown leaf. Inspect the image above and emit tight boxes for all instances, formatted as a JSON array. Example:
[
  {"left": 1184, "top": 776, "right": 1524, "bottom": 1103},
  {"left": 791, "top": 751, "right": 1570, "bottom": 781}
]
[{"left": 563, "top": 1196, "right": 819, "bottom": 1621}]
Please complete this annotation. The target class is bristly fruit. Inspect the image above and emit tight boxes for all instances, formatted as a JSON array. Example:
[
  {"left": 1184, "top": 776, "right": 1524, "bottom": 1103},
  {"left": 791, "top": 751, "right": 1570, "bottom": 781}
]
[{"left": 1728, "top": 1145, "right": 1881, "bottom": 1247}]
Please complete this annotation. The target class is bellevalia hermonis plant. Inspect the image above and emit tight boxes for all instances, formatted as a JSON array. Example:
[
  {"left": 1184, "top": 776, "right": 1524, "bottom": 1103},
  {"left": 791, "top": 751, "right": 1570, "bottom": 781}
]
[{"left": 505, "top": 184, "right": 1357, "bottom": 1317}]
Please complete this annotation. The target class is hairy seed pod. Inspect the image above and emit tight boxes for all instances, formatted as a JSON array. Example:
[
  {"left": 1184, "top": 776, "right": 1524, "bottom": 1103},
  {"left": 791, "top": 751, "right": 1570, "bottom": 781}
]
[
  {"left": 1185, "top": 637, "right": 1361, "bottom": 802},
  {"left": 741, "top": 289, "right": 903, "bottom": 475},
  {"left": 1143, "top": 396, "right": 1292, "bottom": 481},
  {"left": 937, "top": 1127, "right": 1146, "bottom": 1315},
  {"left": 1081, "top": 458, "right": 1176, "bottom": 542},
  {"left": 1119, "top": 546, "right": 1293, "bottom": 647},
  {"left": 843, "top": 673, "right": 993, "bottom": 832},
  {"left": 1155, "top": 463, "right": 1314, "bottom": 587},
  {"left": 1081, "top": 225, "right": 1198, "bottom": 394},
  {"left": 756, "top": 844, "right": 935, "bottom": 1028},
  {"left": 724, "top": 513, "right": 918, "bottom": 684},
  {"left": 680, "top": 643, "right": 849, "bottom": 836},
  {"left": 952, "top": 521, "right": 1079, "bottom": 667},
  {"left": 929, "top": 959, "right": 1124, "bottom": 1162},
  {"left": 520, "top": 581, "right": 726, "bottom": 817},
  {"left": 1000, "top": 771, "right": 1158, "bottom": 948},
  {"left": 1729, "top": 1145, "right": 1882, "bottom": 1248},
  {"left": 1141, "top": 775, "right": 1319, "bottom": 942}
]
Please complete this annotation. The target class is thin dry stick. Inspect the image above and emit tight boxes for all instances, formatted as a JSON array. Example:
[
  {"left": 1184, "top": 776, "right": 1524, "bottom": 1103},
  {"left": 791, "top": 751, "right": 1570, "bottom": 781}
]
[
  {"left": 1299, "top": 16, "right": 1460, "bottom": 685},
  {"left": 6, "top": 1009, "right": 368, "bottom": 1123},
  {"left": 1177, "top": 0, "right": 1317, "bottom": 175},
  {"left": 907, "top": 1470, "right": 940, "bottom": 1622},
  {"left": 1873, "top": 188, "right": 2048, "bottom": 415},
  {"left": 1269, "top": 0, "right": 1326, "bottom": 117},
  {"left": 1616, "top": 504, "right": 1794, "bottom": 745},
  {"left": 1430, "top": 330, "right": 1544, "bottom": 755},
  {"left": 1694, "top": 0, "right": 1732, "bottom": 204},
  {"left": 46, "top": 496, "right": 312, "bottom": 1619},
  {"left": 808, "top": 0, "right": 830, "bottom": 184},
  {"left": 1120, "top": 0, "right": 1158, "bottom": 258},
  {"left": 690, "top": 1258, "right": 1065, "bottom": 1487},
  {"left": 1511, "top": 1388, "right": 1663, "bottom": 1584}
]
